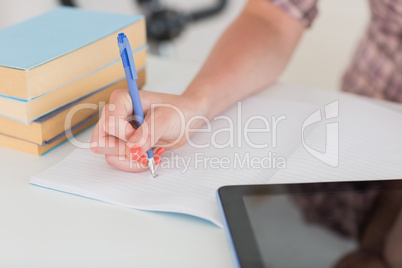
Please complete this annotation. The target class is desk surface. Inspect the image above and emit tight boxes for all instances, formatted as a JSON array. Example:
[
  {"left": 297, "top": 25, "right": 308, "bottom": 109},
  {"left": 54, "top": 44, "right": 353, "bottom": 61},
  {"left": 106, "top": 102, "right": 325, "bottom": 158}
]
[{"left": 1, "top": 55, "right": 402, "bottom": 268}]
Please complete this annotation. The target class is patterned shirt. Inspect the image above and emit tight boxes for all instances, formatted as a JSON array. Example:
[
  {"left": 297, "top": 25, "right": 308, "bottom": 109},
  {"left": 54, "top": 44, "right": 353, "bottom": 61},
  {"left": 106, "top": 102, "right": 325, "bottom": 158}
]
[{"left": 271, "top": 0, "right": 402, "bottom": 102}]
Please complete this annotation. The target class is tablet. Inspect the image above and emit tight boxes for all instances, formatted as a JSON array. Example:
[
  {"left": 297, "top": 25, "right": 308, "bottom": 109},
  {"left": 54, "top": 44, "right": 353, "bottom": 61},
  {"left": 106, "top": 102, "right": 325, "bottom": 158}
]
[{"left": 217, "top": 180, "right": 402, "bottom": 268}]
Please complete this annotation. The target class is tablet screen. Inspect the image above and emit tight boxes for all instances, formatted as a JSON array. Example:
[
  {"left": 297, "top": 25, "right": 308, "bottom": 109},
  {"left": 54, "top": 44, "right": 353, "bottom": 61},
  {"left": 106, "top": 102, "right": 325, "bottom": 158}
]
[
  {"left": 219, "top": 180, "right": 402, "bottom": 268},
  {"left": 243, "top": 194, "right": 356, "bottom": 267}
]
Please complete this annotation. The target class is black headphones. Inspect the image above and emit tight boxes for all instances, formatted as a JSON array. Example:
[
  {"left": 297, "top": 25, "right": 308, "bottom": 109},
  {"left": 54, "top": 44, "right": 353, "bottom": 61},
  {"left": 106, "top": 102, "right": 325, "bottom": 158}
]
[{"left": 59, "top": 0, "right": 228, "bottom": 42}]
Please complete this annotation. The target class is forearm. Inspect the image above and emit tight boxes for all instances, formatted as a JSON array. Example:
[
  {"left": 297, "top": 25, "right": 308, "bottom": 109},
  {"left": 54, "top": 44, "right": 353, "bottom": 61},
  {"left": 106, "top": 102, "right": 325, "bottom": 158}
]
[{"left": 183, "top": 0, "right": 304, "bottom": 119}]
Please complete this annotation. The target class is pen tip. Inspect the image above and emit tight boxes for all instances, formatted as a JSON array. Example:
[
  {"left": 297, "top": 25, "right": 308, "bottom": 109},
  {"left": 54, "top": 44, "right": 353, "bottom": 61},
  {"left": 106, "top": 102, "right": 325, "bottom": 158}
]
[{"left": 148, "top": 158, "right": 157, "bottom": 178}]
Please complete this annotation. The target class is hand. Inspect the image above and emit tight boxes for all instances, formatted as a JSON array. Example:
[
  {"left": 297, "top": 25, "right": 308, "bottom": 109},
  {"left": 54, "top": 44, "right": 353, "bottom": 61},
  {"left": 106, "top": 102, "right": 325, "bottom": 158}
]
[{"left": 90, "top": 89, "right": 202, "bottom": 172}]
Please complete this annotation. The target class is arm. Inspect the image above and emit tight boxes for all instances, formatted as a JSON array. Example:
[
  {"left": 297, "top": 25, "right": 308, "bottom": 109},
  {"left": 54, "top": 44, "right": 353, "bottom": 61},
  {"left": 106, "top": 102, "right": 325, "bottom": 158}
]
[
  {"left": 90, "top": 0, "right": 305, "bottom": 172},
  {"left": 184, "top": 0, "right": 304, "bottom": 119}
]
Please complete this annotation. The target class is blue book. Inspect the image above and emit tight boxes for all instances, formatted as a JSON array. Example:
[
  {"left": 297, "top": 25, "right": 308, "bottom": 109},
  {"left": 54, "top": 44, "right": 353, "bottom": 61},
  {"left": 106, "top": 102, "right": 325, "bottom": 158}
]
[{"left": 0, "top": 7, "right": 145, "bottom": 100}]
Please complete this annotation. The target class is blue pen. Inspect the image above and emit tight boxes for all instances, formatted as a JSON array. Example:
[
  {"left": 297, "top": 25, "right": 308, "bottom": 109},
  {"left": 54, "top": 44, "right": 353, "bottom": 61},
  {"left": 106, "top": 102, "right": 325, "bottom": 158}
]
[{"left": 117, "top": 33, "right": 156, "bottom": 177}]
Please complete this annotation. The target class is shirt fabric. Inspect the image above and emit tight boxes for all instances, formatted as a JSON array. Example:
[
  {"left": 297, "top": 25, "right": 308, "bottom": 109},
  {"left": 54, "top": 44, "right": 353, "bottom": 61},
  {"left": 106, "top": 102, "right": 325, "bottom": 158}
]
[{"left": 270, "top": 0, "right": 402, "bottom": 102}]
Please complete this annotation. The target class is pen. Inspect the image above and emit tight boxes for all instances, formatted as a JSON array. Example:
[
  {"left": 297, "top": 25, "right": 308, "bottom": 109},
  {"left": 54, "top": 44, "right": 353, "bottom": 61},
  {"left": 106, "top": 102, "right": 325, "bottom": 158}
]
[{"left": 117, "top": 32, "right": 156, "bottom": 178}]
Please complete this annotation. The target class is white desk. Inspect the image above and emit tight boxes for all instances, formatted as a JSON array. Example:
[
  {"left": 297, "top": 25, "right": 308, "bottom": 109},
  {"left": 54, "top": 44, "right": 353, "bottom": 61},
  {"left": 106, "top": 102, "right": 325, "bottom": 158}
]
[{"left": 2, "top": 55, "right": 402, "bottom": 268}]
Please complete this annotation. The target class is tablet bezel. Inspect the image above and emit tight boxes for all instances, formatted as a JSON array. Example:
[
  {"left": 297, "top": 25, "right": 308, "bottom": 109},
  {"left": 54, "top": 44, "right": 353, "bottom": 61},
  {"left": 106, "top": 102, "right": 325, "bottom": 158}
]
[{"left": 217, "top": 180, "right": 402, "bottom": 268}]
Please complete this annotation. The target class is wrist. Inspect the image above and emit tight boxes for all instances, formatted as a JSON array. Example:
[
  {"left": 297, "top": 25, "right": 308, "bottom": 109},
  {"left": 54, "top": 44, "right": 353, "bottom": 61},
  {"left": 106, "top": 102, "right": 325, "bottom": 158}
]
[{"left": 181, "top": 85, "right": 213, "bottom": 119}]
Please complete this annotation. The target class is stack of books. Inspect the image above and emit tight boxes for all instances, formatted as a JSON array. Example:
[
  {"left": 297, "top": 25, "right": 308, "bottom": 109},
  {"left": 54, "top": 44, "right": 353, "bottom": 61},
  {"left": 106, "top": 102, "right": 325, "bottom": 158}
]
[{"left": 0, "top": 7, "right": 147, "bottom": 155}]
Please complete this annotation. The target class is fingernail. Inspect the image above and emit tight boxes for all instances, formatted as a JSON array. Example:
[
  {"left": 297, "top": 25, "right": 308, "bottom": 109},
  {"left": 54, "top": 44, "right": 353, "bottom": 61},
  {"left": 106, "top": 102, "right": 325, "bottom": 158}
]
[
  {"left": 155, "top": 147, "right": 165, "bottom": 156},
  {"left": 155, "top": 156, "right": 161, "bottom": 165},
  {"left": 130, "top": 146, "right": 142, "bottom": 155},
  {"left": 132, "top": 154, "right": 140, "bottom": 161},
  {"left": 140, "top": 158, "right": 148, "bottom": 165}
]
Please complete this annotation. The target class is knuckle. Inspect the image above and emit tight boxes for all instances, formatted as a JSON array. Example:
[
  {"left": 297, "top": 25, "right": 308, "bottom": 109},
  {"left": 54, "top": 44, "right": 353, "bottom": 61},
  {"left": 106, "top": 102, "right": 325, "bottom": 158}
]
[{"left": 110, "top": 88, "right": 128, "bottom": 100}]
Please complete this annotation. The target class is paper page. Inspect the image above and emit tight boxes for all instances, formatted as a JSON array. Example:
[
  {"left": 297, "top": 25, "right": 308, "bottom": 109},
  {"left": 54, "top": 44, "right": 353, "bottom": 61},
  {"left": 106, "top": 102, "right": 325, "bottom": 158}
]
[
  {"left": 31, "top": 98, "right": 318, "bottom": 227},
  {"left": 272, "top": 97, "right": 402, "bottom": 184}
]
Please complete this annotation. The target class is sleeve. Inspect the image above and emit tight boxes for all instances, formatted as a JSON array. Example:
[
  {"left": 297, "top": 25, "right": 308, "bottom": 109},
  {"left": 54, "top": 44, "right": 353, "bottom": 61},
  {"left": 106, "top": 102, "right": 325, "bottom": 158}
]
[{"left": 269, "top": 0, "right": 319, "bottom": 27}]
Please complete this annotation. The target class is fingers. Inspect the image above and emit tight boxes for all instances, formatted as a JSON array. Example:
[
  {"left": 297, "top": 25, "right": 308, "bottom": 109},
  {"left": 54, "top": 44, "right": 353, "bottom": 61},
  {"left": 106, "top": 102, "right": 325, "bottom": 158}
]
[
  {"left": 154, "top": 147, "right": 165, "bottom": 157},
  {"left": 92, "top": 89, "right": 142, "bottom": 155},
  {"left": 100, "top": 89, "right": 136, "bottom": 142},
  {"left": 90, "top": 122, "right": 126, "bottom": 156},
  {"left": 100, "top": 89, "right": 174, "bottom": 142},
  {"left": 154, "top": 155, "right": 162, "bottom": 165},
  {"left": 130, "top": 146, "right": 165, "bottom": 165},
  {"left": 91, "top": 100, "right": 168, "bottom": 161},
  {"left": 104, "top": 147, "right": 165, "bottom": 173},
  {"left": 125, "top": 111, "right": 168, "bottom": 158},
  {"left": 90, "top": 89, "right": 175, "bottom": 173}
]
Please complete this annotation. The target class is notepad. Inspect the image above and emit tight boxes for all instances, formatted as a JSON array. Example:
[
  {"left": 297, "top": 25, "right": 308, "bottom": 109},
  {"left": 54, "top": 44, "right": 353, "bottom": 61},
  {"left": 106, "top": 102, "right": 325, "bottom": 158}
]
[{"left": 30, "top": 95, "right": 402, "bottom": 227}]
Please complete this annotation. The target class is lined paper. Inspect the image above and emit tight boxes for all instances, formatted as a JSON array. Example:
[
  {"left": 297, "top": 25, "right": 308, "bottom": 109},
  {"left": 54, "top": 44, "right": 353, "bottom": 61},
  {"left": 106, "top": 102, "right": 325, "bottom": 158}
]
[
  {"left": 272, "top": 97, "right": 402, "bottom": 184},
  {"left": 31, "top": 98, "right": 317, "bottom": 227}
]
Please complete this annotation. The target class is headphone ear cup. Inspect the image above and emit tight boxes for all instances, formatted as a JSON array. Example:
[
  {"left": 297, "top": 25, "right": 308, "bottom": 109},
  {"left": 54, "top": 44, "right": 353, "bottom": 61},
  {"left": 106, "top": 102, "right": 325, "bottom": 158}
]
[{"left": 59, "top": 0, "right": 76, "bottom": 7}]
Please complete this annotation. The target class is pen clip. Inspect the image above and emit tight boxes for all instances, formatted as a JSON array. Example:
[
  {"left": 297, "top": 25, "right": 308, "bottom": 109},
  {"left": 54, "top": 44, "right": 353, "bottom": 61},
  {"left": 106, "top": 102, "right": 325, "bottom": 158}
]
[
  {"left": 123, "top": 37, "right": 138, "bottom": 80},
  {"left": 117, "top": 33, "right": 138, "bottom": 80}
]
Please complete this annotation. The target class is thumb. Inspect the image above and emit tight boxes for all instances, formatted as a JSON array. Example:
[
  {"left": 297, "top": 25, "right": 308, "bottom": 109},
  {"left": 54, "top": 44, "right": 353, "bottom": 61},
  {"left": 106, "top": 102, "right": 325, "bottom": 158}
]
[{"left": 125, "top": 112, "right": 167, "bottom": 159}]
